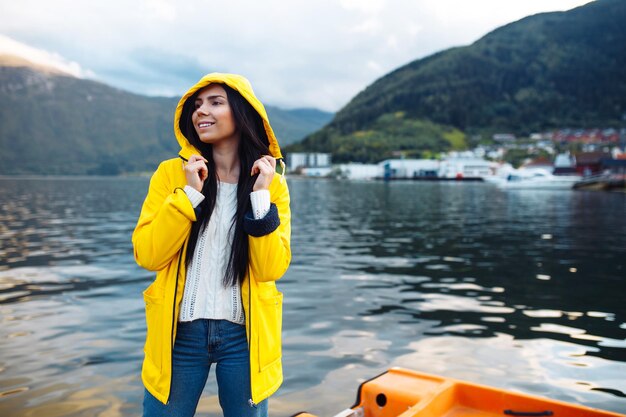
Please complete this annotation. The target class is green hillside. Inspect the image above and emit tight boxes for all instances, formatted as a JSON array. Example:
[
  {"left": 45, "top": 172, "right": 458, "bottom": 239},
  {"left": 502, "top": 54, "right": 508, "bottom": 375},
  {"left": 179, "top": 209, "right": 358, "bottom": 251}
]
[
  {"left": 0, "top": 66, "right": 176, "bottom": 175},
  {"left": 295, "top": 0, "right": 626, "bottom": 163},
  {"left": 0, "top": 64, "right": 332, "bottom": 175}
]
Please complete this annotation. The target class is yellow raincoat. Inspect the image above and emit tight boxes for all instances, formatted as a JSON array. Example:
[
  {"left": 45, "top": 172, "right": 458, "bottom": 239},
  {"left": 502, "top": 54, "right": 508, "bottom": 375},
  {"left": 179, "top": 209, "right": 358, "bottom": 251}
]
[{"left": 132, "top": 73, "right": 291, "bottom": 405}]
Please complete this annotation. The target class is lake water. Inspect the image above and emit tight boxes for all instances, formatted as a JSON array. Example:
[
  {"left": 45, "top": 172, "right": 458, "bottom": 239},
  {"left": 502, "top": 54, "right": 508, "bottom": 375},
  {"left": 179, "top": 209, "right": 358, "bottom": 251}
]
[{"left": 0, "top": 176, "right": 625, "bottom": 416}]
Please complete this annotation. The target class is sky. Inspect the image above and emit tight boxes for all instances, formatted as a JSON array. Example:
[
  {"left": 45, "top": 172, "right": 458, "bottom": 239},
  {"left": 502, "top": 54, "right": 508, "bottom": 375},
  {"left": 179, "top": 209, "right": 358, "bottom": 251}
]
[{"left": 0, "top": 0, "right": 592, "bottom": 112}]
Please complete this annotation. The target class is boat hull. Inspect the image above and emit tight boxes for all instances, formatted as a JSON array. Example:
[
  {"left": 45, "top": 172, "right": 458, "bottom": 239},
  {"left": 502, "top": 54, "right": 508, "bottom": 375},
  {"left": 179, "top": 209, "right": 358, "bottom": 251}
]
[
  {"left": 292, "top": 367, "right": 624, "bottom": 417},
  {"left": 500, "top": 178, "right": 579, "bottom": 189}
]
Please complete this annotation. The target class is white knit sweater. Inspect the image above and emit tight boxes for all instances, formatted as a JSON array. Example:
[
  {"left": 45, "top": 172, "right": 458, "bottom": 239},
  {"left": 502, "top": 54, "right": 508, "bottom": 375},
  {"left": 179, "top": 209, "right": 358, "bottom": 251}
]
[{"left": 179, "top": 182, "right": 269, "bottom": 324}]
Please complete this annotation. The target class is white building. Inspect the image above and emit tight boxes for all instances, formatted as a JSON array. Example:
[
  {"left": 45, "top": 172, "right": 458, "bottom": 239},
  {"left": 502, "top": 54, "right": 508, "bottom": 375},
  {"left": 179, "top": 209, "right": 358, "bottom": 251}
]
[
  {"left": 438, "top": 157, "right": 496, "bottom": 179},
  {"left": 287, "top": 152, "right": 331, "bottom": 171},
  {"left": 379, "top": 159, "right": 440, "bottom": 179},
  {"left": 336, "top": 163, "right": 381, "bottom": 180}
]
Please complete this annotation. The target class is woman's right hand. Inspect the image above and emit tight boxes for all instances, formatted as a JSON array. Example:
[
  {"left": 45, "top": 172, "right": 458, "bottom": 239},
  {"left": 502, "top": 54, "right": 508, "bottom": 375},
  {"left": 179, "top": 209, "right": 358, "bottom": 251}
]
[{"left": 184, "top": 154, "right": 209, "bottom": 192}]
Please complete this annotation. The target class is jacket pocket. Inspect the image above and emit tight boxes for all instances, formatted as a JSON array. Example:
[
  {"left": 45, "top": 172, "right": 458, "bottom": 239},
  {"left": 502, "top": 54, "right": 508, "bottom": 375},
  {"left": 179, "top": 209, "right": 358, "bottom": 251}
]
[
  {"left": 257, "top": 291, "right": 283, "bottom": 372},
  {"left": 143, "top": 282, "right": 166, "bottom": 371}
]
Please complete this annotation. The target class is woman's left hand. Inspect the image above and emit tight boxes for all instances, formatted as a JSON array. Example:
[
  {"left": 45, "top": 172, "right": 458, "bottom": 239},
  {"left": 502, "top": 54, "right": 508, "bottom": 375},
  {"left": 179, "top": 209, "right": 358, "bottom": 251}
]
[{"left": 251, "top": 155, "right": 276, "bottom": 191}]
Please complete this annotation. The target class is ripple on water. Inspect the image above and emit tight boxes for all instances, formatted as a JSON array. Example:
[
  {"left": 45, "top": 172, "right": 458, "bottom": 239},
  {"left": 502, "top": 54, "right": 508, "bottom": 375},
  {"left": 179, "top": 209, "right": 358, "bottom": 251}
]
[{"left": 1, "top": 178, "right": 625, "bottom": 415}]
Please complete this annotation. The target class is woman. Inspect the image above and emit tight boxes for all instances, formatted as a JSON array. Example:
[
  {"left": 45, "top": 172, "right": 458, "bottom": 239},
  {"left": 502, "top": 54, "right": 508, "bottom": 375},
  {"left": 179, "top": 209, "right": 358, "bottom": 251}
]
[{"left": 132, "top": 73, "right": 291, "bottom": 417}]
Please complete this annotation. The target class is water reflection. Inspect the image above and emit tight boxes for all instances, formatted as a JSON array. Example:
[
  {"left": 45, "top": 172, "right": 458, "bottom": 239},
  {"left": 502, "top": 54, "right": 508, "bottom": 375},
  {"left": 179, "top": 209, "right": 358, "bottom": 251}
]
[
  {"left": 283, "top": 179, "right": 626, "bottom": 414},
  {"left": 0, "top": 177, "right": 625, "bottom": 416}
]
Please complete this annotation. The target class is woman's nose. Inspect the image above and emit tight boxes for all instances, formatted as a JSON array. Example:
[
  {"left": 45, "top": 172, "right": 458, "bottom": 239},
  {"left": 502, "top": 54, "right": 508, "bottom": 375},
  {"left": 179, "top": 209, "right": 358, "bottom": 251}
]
[{"left": 197, "top": 102, "right": 210, "bottom": 115}]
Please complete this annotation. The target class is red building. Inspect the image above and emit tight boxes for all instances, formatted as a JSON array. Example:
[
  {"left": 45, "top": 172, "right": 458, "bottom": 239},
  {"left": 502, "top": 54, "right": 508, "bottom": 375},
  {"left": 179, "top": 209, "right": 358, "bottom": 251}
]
[
  {"left": 551, "top": 129, "right": 619, "bottom": 144},
  {"left": 575, "top": 152, "right": 612, "bottom": 176}
]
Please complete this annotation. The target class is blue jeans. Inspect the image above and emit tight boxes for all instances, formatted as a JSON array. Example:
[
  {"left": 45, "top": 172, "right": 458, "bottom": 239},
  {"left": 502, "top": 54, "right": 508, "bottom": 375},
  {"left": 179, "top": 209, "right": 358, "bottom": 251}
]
[{"left": 143, "top": 319, "right": 268, "bottom": 417}]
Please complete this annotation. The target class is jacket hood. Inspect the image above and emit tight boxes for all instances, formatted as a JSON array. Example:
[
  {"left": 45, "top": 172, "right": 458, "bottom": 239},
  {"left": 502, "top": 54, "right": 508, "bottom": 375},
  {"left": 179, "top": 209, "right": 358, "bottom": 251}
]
[{"left": 174, "top": 73, "right": 283, "bottom": 161}]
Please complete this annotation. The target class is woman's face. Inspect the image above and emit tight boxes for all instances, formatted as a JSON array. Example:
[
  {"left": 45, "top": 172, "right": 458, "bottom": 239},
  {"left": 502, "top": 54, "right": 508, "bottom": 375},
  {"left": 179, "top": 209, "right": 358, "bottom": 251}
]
[{"left": 192, "top": 84, "right": 238, "bottom": 146}]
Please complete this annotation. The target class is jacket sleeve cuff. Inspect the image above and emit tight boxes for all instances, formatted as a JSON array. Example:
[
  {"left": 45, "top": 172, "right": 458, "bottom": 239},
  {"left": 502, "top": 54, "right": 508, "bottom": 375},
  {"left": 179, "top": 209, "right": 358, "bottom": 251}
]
[
  {"left": 184, "top": 185, "right": 205, "bottom": 208},
  {"left": 244, "top": 203, "right": 280, "bottom": 237}
]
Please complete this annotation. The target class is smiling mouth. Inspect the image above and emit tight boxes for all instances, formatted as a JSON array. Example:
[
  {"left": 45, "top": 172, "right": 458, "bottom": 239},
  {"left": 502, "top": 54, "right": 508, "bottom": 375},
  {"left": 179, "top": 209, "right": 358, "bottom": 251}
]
[{"left": 198, "top": 122, "right": 215, "bottom": 128}]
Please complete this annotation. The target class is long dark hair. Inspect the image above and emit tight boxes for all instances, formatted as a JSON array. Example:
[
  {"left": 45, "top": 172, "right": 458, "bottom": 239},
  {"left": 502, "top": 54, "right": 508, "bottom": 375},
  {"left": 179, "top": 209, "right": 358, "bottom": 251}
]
[{"left": 179, "top": 83, "right": 270, "bottom": 287}]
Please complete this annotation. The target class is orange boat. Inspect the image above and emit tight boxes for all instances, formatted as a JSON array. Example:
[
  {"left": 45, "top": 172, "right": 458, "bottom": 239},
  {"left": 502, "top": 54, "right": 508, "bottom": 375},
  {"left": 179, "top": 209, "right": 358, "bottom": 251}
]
[{"left": 292, "top": 367, "right": 624, "bottom": 417}]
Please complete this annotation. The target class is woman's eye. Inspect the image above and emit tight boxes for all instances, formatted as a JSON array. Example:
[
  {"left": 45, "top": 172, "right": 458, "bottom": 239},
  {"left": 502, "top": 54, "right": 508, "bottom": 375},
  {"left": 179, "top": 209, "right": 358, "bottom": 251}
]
[{"left": 212, "top": 101, "right": 222, "bottom": 106}]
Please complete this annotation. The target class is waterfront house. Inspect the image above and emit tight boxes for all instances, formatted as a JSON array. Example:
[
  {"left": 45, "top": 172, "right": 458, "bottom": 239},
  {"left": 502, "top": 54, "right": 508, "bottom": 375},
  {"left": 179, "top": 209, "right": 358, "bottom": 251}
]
[
  {"left": 575, "top": 151, "right": 611, "bottom": 176},
  {"left": 287, "top": 152, "right": 332, "bottom": 173},
  {"left": 336, "top": 163, "right": 381, "bottom": 180},
  {"left": 573, "top": 156, "right": 626, "bottom": 190},
  {"left": 438, "top": 157, "right": 495, "bottom": 179},
  {"left": 379, "top": 159, "right": 440, "bottom": 180}
]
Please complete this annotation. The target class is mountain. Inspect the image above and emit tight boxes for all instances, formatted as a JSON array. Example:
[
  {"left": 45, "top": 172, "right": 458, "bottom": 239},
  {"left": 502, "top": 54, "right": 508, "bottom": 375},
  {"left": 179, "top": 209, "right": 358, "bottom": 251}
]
[
  {"left": 0, "top": 63, "right": 177, "bottom": 175},
  {"left": 0, "top": 55, "right": 332, "bottom": 175},
  {"left": 295, "top": 0, "right": 626, "bottom": 163},
  {"left": 266, "top": 106, "right": 333, "bottom": 146}
]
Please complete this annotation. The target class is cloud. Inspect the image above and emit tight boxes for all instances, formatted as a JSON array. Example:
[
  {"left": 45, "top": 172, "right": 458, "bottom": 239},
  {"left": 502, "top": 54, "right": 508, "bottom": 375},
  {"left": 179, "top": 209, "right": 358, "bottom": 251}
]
[
  {"left": 0, "top": 0, "right": 592, "bottom": 111},
  {"left": 142, "top": 0, "right": 178, "bottom": 21},
  {"left": 95, "top": 48, "right": 212, "bottom": 97},
  {"left": 340, "top": 0, "right": 386, "bottom": 14},
  {"left": 349, "top": 18, "right": 382, "bottom": 34},
  {"left": 0, "top": 33, "right": 94, "bottom": 78}
]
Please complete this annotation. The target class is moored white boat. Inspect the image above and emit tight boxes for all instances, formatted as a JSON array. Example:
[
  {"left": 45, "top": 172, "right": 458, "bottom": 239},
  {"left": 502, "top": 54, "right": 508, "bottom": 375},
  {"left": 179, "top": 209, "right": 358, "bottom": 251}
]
[{"left": 497, "top": 168, "right": 581, "bottom": 189}]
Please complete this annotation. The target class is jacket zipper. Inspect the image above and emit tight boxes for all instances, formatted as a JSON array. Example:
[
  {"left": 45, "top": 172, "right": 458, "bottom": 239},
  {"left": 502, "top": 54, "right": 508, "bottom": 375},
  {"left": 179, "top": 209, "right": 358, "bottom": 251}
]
[
  {"left": 164, "top": 245, "right": 185, "bottom": 403},
  {"left": 248, "top": 264, "right": 256, "bottom": 407},
  {"left": 171, "top": 246, "right": 185, "bottom": 348}
]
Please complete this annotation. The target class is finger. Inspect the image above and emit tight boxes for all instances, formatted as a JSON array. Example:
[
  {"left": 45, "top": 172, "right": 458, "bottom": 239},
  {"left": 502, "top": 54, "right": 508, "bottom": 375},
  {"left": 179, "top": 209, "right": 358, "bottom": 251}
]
[
  {"left": 198, "top": 165, "right": 208, "bottom": 181},
  {"left": 184, "top": 160, "right": 200, "bottom": 170},
  {"left": 188, "top": 154, "right": 208, "bottom": 163},
  {"left": 185, "top": 161, "right": 206, "bottom": 173},
  {"left": 251, "top": 160, "right": 260, "bottom": 176},
  {"left": 262, "top": 155, "right": 276, "bottom": 169},
  {"left": 253, "top": 159, "right": 271, "bottom": 175},
  {"left": 259, "top": 158, "right": 275, "bottom": 173}
]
